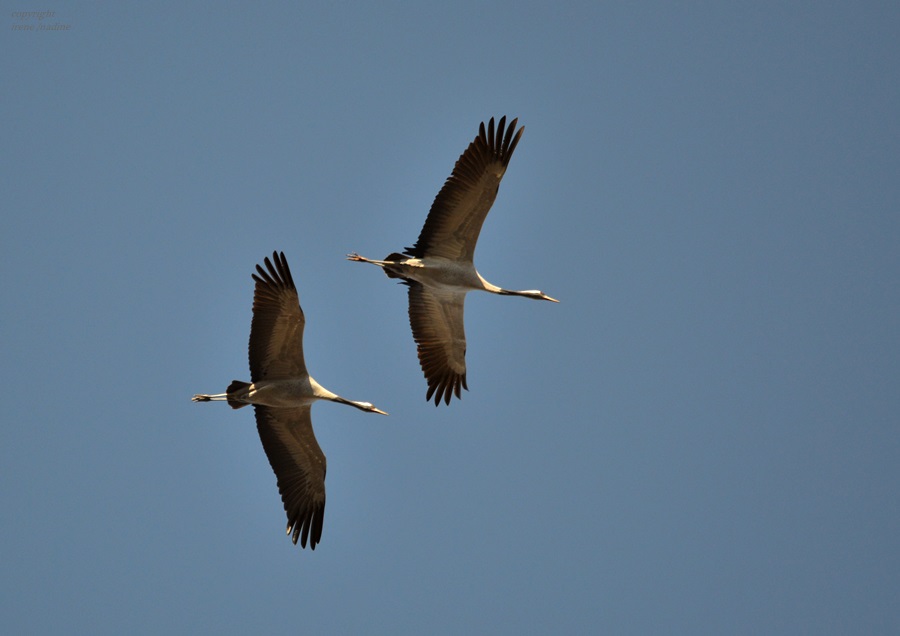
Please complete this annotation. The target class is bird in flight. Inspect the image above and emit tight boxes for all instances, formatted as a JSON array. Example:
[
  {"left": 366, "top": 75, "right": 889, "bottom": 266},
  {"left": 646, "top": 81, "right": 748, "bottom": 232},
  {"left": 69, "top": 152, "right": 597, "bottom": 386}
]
[
  {"left": 348, "top": 116, "right": 558, "bottom": 406},
  {"left": 193, "top": 251, "right": 387, "bottom": 549}
]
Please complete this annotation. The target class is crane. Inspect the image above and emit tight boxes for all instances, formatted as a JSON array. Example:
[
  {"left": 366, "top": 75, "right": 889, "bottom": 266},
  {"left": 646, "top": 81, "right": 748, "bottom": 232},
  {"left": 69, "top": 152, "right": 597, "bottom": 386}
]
[
  {"left": 193, "top": 251, "right": 387, "bottom": 548},
  {"left": 348, "top": 116, "right": 558, "bottom": 405}
]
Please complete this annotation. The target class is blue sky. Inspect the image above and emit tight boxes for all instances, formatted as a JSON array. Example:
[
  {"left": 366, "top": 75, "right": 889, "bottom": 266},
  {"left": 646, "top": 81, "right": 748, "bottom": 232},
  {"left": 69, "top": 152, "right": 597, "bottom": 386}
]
[{"left": 2, "top": 2, "right": 899, "bottom": 634}]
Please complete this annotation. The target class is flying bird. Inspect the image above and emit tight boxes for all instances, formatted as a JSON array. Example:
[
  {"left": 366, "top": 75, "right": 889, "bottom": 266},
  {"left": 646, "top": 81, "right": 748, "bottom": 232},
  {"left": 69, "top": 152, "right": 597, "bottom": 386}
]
[
  {"left": 192, "top": 251, "right": 387, "bottom": 549},
  {"left": 348, "top": 116, "right": 558, "bottom": 406}
]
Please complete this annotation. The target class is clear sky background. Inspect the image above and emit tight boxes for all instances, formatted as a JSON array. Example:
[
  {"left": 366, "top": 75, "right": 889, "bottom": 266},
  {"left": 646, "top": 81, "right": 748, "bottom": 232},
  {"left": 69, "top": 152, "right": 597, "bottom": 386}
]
[{"left": 2, "top": 2, "right": 899, "bottom": 634}]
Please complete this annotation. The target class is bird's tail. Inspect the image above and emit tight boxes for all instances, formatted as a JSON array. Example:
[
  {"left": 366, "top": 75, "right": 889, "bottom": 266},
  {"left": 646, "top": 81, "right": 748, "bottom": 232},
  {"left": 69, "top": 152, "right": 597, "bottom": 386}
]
[
  {"left": 383, "top": 253, "right": 407, "bottom": 279},
  {"left": 226, "top": 380, "right": 251, "bottom": 409}
]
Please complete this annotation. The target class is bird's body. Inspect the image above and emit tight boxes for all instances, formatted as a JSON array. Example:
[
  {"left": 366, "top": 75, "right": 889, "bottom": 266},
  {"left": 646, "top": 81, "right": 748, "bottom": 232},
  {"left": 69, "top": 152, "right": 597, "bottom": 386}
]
[
  {"left": 348, "top": 116, "right": 558, "bottom": 406},
  {"left": 212, "top": 376, "right": 376, "bottom": 410},
  {"left": 193, "top": 251, "right": 386, "bottom": 549},
  {"left": 351, "top": 254, "right": 485, "bottom": 290},
  {"left": 223, "top": 377, "right": 321, "bottom": 409}
]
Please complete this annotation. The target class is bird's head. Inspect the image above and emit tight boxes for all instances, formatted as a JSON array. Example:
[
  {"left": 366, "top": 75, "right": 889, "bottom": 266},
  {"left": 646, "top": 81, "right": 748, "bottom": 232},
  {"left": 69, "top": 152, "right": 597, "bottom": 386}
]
[{"left": 360, "top": 402, "right": 389, "bottom": 416}]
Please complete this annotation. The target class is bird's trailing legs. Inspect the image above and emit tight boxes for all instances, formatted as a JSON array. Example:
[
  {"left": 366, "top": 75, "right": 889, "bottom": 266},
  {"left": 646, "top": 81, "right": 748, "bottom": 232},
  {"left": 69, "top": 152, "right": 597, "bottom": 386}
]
[
  {"left": 192, "top": 393, "right": 227, "bottom": 402},
  {"left": 347, "top": 252, "right": 424, "bottom": 268},
  {"left": 346, "top": 252, "right": 383, "bottom": 265}
]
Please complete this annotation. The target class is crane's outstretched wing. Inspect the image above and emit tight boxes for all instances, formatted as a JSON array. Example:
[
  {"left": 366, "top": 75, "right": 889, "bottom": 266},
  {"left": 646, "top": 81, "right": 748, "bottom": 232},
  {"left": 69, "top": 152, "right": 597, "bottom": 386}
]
[
  {"left": 404, "top": 116, "right": 523, "bottom": 262},
  {"left": 254, "top": 405, "right": 326, "bottom": 549},
  {"left": 249, "top": 251, "right": 307, "bottom": 382},
  {"left": 407, "top": 282, "right": 468, "bottom": 405}
]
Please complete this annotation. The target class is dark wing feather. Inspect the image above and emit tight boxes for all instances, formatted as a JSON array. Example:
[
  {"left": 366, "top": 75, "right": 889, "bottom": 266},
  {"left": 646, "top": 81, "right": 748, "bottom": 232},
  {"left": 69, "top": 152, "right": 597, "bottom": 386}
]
[
  {"left": 254, "top": 405, "right": 326, "bottom": 549},
  {"left": 249, "top": 251, "right": 306, "bottom": 382},
  {"left": 407, "top": 282, "right": 468, "bottom": 405},
  {"left": 405, "top": 116, "right": 524, "bottom": 262}
]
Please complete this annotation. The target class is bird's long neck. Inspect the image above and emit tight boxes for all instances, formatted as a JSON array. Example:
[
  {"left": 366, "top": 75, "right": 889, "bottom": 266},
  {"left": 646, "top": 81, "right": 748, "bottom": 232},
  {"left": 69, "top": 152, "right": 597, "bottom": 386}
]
[
  {"left": 491, "top": 285, "right": 560, "bottom": 303},
  {"left": 498, "top": 289, "right": 543, "bottom": 299},
  {"left": 476, "top": 273, "right": 504, "bottom": 294},
  {"left": 331, "top": 395, "right": 370, "bottom": 412},
  {"left": 331, "top": 395, "right": 388, "bottom": 415},
  {"left": 307, "top": 377, "right": 335, "bottom": 400}
]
